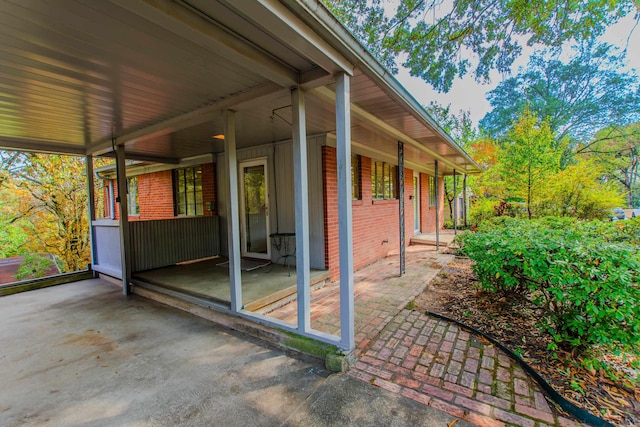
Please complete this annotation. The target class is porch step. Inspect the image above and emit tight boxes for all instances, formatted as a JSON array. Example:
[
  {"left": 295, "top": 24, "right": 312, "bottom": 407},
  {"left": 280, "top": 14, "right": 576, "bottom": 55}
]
[
  {"left": 248, "top": 271, "right": 331, "bottom": 314},
  {"left": 410, "top": 233, "right": 456, "bottom": 247}
]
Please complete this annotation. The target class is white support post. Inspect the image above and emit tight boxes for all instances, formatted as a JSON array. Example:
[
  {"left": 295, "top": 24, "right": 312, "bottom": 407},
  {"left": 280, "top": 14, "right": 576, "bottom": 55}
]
[
  {"left": 434, "top": 161, "right": 440, "bottom": 251},
  {"left": 224, "top": 110, "right": 243, "bottom": 312},
  {"left": 85, "top": 155, "right": 97, "bottom": 269},
  {"left": 398, "top": 142, "right": 405, "bottom": 276},
  {"left": 291, "top": 88, "right": 311, "bottom": 333},
  {"left": 453, "top": 169, "right": 458, "bottom": 235},
  {"left": 336, "top": 72, "right": 354, "bottom": 352},
  {"left": 115, "top": 145, "right": 131, "bottom": 295},
  {"left": 463, "top": 174, "right": 468, "bottom": 228}
]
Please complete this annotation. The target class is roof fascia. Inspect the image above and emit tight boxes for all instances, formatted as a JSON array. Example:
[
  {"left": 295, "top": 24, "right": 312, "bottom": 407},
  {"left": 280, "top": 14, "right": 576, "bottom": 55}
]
[{"left": 283, "top": 0, "right": 482, "bottom": 173}]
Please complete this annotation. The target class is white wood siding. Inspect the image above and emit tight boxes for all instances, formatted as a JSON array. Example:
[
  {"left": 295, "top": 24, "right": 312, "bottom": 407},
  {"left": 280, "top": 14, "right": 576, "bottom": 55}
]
[{"left": 217, "top": 136, "right": 326, "bottom": 269}]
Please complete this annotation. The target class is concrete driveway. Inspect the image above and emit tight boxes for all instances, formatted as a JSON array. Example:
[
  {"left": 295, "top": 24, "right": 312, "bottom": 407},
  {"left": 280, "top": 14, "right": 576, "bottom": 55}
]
[{"left": 0, "top": 279, "right": 470, "bottom": 427}]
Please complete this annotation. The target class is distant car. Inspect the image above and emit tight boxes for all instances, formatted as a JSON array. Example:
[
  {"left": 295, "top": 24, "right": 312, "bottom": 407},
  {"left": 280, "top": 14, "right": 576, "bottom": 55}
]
[
  {"left": 611, "top": 207, "right": 626, "bottom": 221},
  {"left": 632, "top": 209, "right": 640, "bottom": 218}
]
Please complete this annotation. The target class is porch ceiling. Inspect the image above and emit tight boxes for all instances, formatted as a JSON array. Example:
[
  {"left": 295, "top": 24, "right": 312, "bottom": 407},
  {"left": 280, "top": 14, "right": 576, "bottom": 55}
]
[{"left": 0, "top": 0, "right": 481, "bottom": 175}]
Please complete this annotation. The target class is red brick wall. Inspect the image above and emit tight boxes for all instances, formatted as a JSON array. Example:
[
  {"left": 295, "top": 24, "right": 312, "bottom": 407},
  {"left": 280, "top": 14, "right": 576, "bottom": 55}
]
[
  {"left": 322, "top": 147, "right": 421, "bottom": 280},
  {"left": 109, "top": 163, "right": 216, "bottom": 221},
  {"left": 202, "top": 163, "right": 216, "bottom": 216},
  {"left": 137, "top": 170, "right": 175, "bottom": 220},
  {"left": 112, "top": 179, "right": 121, "bottom": 220},
  {"left": 419, "top": 172, "right": 445, "bottom": 233}
]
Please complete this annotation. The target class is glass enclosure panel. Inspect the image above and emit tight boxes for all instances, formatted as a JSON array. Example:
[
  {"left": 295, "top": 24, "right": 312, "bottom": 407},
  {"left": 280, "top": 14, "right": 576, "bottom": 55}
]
[{"left": 243, "top": 164, "right": 268, "bottom": 255}]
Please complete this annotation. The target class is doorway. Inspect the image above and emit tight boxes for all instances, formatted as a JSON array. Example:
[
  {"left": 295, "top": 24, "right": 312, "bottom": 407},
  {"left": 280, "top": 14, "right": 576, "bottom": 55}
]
[
  {"left": 414, "top": 175, "right": 420, "bottom": 234},
  {"left": 239, "top": 158, "right": 270, "bottom": 260}
]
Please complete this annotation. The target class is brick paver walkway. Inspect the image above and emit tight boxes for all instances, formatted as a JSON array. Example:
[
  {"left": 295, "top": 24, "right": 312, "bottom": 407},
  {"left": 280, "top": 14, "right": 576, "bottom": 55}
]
[{"left": 268, "top": 246, "right": 585, "bottom": 427}]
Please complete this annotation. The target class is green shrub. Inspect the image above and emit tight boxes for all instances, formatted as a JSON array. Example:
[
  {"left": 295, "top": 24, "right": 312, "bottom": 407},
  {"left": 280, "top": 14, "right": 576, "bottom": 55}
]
[
  {"left": 458, "top": 218, "right": 640, "bottom": 353},
  {"left": 469, "top": 198, "right": 500, "bottom": 226},
  {"left": 15, "top": 254, "right": 55, "bottom": 281}
]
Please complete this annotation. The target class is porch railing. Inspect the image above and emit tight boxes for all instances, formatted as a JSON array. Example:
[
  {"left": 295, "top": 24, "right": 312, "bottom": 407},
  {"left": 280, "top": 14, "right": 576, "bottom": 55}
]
[
  {"left": 129, "top": 216, "right": 220, "bottom": 272},
  {"left": 92, "top": 216, "right": 221, "bottom": 278}
]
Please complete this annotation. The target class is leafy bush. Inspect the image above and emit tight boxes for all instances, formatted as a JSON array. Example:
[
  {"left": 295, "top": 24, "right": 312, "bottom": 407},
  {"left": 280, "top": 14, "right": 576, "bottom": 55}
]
[
  {"left": 536, "top": 160, "right": 624, "bottom": 220},
  {"left": 469, "top": 198, "right": 500, "bottom": 226},
  {"left": 15, "top": 254, "right": 55, "bottom": 281},
  {"left": 444, "top": 220, "right": 470, "bottom": 230},
  {"left": 458, "top": 218, "right": 640, "bottom": 353}
]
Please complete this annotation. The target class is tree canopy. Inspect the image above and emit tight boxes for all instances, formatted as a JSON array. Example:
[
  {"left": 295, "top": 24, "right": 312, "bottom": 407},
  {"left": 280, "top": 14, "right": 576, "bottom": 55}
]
[
  {"left": 323, "top": 0, "right": 638, "bottom": 92},
  {"left": 497, "top": 109, "right": 563, "bottom": 219},
  {"left": 0, "top": 151, "right": 91, "bottom": 272},
  {"left": 577, "top": 123, "right": 640, "bottom": 206},
  {"left": 480, "top": 42, "right": 640, "bottom": 143}
]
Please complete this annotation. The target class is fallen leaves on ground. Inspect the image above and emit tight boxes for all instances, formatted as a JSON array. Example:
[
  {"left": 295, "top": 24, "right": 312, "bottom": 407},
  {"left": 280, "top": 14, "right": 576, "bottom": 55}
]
[{"left": 414, "top": 256, "right": 639, "bottom": 427}]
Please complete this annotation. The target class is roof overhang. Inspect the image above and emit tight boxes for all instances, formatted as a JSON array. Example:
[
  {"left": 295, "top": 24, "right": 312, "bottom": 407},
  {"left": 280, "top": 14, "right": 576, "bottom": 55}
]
[{"left": 0, "top": 0, "right": 481, "bottom": 175}]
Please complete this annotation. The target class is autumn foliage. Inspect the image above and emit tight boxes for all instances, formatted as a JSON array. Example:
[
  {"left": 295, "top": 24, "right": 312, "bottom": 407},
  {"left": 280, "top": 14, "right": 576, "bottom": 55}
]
[{"left": 1, "top": 152, "right": 90, "bottom": 273}]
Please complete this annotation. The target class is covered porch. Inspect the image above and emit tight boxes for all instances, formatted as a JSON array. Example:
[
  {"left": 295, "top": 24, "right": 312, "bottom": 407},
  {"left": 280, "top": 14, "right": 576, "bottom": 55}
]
[
  {"left": 132, "top": 256, "right": 330, "bottom": 312},
  {"left": 0, "top": 0, "right": 480, "bottom": 354}
]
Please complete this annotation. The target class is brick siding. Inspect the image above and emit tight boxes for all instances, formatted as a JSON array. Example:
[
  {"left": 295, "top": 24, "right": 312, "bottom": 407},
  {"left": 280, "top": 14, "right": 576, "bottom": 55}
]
[
  {"left": 322, "top": 146, "right": 441, "bottom": 280},
  {"left": 109, "top": 163, "right": 216, "bottom": 221},
  {"left": 419, "top": 172, "right": 445, "bottom": 233}
]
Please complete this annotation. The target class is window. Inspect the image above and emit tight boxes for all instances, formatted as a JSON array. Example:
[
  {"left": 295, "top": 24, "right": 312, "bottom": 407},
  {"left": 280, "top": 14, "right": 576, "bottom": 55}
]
[
  {"left": 174, "top": 166, "right": 203, "bottom": 216},
  {"left": 429, "top": 175, "right": 437, "bottom": 206},
  {"left": 351, "top": 154, "right": 361, "bottom": 200},
  {"left": 127, "top": 177, "right": 139, "bottom": 215},
  {"left": 371, "top": 159, "right": 397, "bottom": 199}
]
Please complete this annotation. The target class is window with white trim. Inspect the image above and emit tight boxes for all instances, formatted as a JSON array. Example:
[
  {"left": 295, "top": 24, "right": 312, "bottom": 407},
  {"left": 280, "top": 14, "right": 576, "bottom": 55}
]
[{"left": 371, "top": 159, "right": 397, "bottom": 199}]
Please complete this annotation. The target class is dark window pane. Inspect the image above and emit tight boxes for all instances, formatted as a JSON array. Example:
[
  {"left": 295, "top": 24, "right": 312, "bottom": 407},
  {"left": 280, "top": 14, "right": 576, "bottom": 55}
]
[{"left": 174, "top": 166, "right": 204, "bottom": 216}]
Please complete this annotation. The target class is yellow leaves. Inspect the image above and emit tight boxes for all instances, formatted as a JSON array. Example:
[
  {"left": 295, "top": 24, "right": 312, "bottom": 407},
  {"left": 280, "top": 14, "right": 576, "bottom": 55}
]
[{"left": 2, "top": 153, "right": 90, "bottom": 272}]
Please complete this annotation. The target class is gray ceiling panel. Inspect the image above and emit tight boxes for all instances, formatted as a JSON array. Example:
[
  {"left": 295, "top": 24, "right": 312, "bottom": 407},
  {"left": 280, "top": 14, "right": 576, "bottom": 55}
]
[{"left": 0, "top": 0, "right": 479, "bottom": 174}]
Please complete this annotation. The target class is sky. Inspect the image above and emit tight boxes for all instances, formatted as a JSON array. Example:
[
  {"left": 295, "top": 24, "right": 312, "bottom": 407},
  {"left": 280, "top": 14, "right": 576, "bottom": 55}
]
[{"left": 394, "top": 14, "right": 640, "bottom": 127}]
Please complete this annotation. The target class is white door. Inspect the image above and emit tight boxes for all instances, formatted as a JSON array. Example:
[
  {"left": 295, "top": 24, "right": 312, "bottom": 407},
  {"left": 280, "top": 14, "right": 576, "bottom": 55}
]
[
  {"left": 414, "top": 175, "right": 421, "bottom": 234},
  {"left": 239, "top": 159, "right": 270, "bottom": 260}
]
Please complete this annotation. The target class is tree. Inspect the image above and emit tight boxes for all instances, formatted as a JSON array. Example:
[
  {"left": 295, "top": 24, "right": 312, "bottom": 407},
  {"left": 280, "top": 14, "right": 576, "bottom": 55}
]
[
  {"left": 480, "top": 42, "right": 640, "bottom": 144},
  {"left": 423, "top": 102, "right": 477, "bottom": 219},
  {"left": 466, "top": 137, "right": 501, "bottom": 199},
  {"left": 0, "top": 151, "right": 90, "bottom": 272},
  {"left": 497, "top": 110, "right": 562, "bottom": 219},
  {"left": 538, "top": 159, "right": 624, "bottom": 219},
  {"left": 323, "top": 0, "right": 637, "bottom": 92},
  {"left": 424, "top": 101, "right": 477, "bottom": 146},
  {"left": 0, "top": 186, "right": 29, "bottom": 258},
  {"left": 576, "top": 123, "right": 640, "bottom": 207}
]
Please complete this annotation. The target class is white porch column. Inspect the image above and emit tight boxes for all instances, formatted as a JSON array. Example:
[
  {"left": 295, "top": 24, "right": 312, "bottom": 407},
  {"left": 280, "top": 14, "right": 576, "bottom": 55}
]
[
  {"left": 85, "top": 154, "right": 97, "bottom": 268},
  {"left": 291, "top": 87, "right": 311, "bottom": 333},
  {"left": 463, "top": 174, "right": 468, "bottom": 228},
  {"left": 398, "top": 142, "right": 405, "bottom": 276},
  {"left": 224, "top": 109, "right": 242, "bottom": 311},
  {"left": 115, "top": 144, "right": 131, "bottom": 295},
  {"left": 434, "top": 160, "right": 440, "bottom": 251},
  {"left": 336, "top": 72, "right": 354, "bottom": 352},
  {"left": 453, "top": 169, "right": 458, "bottom": 235}
]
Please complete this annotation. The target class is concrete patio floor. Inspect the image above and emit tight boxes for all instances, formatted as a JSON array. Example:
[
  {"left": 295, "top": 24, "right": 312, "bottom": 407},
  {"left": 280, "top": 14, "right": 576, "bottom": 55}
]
[{"left": 0, "top": 279, "right": 472, "bottom": 427}]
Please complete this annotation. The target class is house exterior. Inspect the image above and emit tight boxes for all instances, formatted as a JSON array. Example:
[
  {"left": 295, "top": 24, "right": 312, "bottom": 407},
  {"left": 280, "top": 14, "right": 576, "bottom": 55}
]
[
  {"left": 0, "top": 0, "right": 481, "bottom": 354},
  {"left": 95, "top": 141, "right": 447, "bottom": 280}
]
